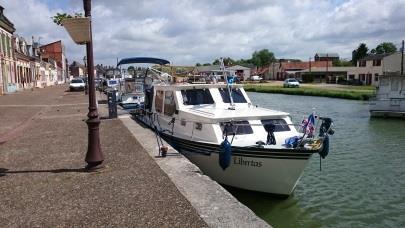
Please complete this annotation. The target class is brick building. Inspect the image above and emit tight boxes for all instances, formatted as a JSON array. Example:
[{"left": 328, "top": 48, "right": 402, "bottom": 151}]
[{"left": 40, "top": 40, "right": 67, "bottom": 83}]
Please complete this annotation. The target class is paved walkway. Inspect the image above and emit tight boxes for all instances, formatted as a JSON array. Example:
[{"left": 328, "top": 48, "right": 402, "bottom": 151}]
[{"left": 0, "top": 87, "right": 207, "bottom": 227}]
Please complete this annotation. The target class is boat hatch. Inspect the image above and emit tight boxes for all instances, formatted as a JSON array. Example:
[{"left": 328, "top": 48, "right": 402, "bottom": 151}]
[
  {"left": 261, "top": 119, "right": 291, "bottom": 132},
  {"left": 220, "top": 121, "right": 253, "bottom": 135}
]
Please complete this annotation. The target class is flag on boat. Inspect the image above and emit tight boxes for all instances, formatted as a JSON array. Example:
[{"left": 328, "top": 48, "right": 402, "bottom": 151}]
[
  {"left": 227, "top": 76, "right": 235, "bottom": 85},
  {"left": 302, "top": 113, "right": 315, "bottom": 136}
]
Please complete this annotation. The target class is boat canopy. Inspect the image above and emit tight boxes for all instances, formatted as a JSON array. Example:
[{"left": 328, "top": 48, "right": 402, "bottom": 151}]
[{"left": 117, "top": 57, "right": 170, "bottom": 66}]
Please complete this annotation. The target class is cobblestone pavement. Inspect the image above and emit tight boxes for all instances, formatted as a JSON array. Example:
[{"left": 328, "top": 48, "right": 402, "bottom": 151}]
[{"left": 0, "top": 86, "right": 207, "bottom": 227}]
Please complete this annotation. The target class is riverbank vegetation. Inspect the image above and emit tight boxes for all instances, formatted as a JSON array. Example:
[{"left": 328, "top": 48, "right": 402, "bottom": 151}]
[{"left": 243, "top": 83, "right": 375, "bottom": 100}]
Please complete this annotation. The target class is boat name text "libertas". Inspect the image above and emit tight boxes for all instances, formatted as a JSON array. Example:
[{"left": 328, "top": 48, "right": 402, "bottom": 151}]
[{"left": 233, "top": 156, "right": 262, "bottom": 167}]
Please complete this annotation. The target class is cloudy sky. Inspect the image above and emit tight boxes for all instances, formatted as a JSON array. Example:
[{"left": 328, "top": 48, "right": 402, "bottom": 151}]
[{"left": 1, "top": 0, "right": 405, "bottom": 66}]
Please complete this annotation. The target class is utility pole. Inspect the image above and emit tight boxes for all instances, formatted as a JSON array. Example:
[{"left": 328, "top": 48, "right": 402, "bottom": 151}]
[
  {"left": 401, "top": 40, "right": 404, "bottom": 75},
  {"left": 84, "top": 0, "right": 104, "bottom": 169},
  {"left": 326, "top": 53, "right": 329, "bottom": 83}
]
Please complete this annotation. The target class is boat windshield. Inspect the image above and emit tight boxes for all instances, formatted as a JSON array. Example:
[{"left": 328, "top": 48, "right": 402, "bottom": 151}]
[
  {"left": 181, "top": 89, "right": 214, "bottom": 105},
  {"left": 261, "top": 119, "right": 290, "bottom": 132},
  {"left": 108, "top": 80, "right": 118, "bottom": 85},
  {"left": 218, "top": 88, "right": 247, "bottom": 103}
]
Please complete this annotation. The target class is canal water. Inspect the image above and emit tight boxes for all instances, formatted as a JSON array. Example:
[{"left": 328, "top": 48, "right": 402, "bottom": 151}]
[{"left": 226, "top": 93, "right": 405, "bottom": 228}]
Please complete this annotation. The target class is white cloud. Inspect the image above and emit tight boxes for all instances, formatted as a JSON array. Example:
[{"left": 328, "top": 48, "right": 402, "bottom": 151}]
[{"left": 1, "top": 0, "right": 405, "bottom": 65}]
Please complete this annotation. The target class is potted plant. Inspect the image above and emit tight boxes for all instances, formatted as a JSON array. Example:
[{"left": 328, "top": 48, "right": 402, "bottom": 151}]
[{"left": 52, "top": 13, "right": 90, "bottom": 45}]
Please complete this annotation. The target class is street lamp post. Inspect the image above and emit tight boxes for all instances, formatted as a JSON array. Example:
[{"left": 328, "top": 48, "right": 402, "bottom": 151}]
[
  {"left": 83, "top": 0, "right": 104, "bottom": 169},
  {"left": 83, "top": 55, "right": 88, "bottom": 94}
]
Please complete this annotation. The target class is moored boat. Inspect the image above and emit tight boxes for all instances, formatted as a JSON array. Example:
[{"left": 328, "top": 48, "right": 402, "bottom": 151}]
[
  {"left": 131, "top": 57, "right": 335, "bottom": 196},
  {"left": 369, "top": 73, "right": 405, "bottom": 118}
]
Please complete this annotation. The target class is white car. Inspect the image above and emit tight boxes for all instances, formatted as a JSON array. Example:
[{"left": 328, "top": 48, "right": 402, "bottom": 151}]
[
  {"left": 69, "top": 78, "right": 86, "bottom": 91},
  {"left": 250, "top": 75, "right": 263, "bottom": 81},
  {"left": 283, "top": 78, "right": 300, "bottom": 88}
]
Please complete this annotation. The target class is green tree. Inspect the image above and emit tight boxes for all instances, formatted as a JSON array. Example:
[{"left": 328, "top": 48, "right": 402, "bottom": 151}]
[
  {"left": 212, "top": 57, "right": 235, "bottom": 66},
  {"left": 223, "top": 57, "right": 235, "bottom": 66},
  {"left": 251, "top": 49, "right": 275, "bottom": 67},
  {"left": 195, "top": 63, "right": 201, "bottom": 66},
  {"left": 202, "top": 63, "right": 211, "bottom": 66},
  {"left": 352, "top": 43, "right": 369, "bottom": 65},
  {"left": 371, "top": 42, "right": 397, "bottom": 54},
  {"left": 333, "top": 59, "right": 354, "bottom": 67},
  {"left": 235, "top": 58, "right": 251, "bottom": 65}
]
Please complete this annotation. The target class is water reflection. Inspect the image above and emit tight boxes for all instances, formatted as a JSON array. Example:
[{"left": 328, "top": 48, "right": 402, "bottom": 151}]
[{"left": 224, "top": 185, "right": 322, "bottom": 228}]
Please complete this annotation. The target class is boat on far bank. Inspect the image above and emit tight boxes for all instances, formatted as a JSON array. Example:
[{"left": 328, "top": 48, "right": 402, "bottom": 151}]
[
  {"left": 369, "top": 73, "right": 405, "bottom": 118},
  {"left": 130, "top": 57, "right": 336, "bottom": 196}
]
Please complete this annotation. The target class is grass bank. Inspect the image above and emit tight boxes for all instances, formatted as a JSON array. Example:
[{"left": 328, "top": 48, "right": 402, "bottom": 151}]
[{"left": 243, "top": 84, "right": 375, "bottom": 100}]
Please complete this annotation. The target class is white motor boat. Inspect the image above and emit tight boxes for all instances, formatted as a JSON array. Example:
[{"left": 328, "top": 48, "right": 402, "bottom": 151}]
[
  {"left": 132, "top": 58, "right": 335, "bottom": 196},
  {"left": 118, "top": 78, "right": 145, "bottom": 109},
  {"left": 116, "top": 57, "right": 171, "bottom": 109},
  {"left": 369, "top": 73, "right": 405, "bottom": 118}
]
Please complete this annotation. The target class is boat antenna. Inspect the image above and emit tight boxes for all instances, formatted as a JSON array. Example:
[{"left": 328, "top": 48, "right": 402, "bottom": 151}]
[{"left": 220, "top": 58, "right": 235, "bottom": 109}]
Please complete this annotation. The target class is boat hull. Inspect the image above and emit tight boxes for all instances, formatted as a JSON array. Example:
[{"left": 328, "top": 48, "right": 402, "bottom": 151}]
[
  {"left": 160, "top": 133, "right": 314, "bottom": 196},
  {"left": 369, "top": 98, "right": 405, "bottom": 119}
]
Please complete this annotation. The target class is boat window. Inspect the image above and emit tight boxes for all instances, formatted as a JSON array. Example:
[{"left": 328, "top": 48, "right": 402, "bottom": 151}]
[
  {"left": 154, "top": 90, "right": 164, "bottom": 113},
  {"left": 261, "top": 119, "right": 290, "bottom": 132},
  {"left": 391, "top": 79, "right": 399, "bottom": 91},
  {"left": 181, "top": 89, "right": 214, "bottom": 105},
  {"left": 220, "top": 121, "right": 253, "bottom": 135},
  {"left": 164, "top": 91, "right": 176, "bottom": 116},
  {"left": 218, "top": 88, "right": 247, "bottom": 103}
]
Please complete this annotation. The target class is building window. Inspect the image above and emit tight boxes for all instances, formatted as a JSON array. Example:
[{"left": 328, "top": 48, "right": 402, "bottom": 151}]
[
  {"left": 154, "top": 90, "right": 164, "bottom": 113},
  {"left": 359, "top": 60, "right": 366, "bottom": 67},
  {"left": 359, "top": 74, "right": 365, "bottom": 81},
  {"left": 373, "top": 59, "right": 381, "bottom": 66},
  {"left": 1, "top": 33, "right": 6, "bottom": 56},
  {"left": 375, "top": 73, "right": 379, "bottom": 81},
  {"left": 6, "top": 36, "right": 11, "bottom": 57},
  {"left": 349, "top": 74, "right": 355, "bottom": 80},
  {"left": 164, "top": 91, "right": 176, "bottom": 116}
]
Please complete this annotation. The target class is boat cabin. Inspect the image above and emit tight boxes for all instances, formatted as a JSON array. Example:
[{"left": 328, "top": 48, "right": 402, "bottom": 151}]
[{"left": 146, "top": 84, "right": 295, "bottom": 146}]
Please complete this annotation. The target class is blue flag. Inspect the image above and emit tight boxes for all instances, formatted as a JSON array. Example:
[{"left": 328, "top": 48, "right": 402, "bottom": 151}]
[{"left": 227, "top": 76, "right": 235, "bottom": 84}]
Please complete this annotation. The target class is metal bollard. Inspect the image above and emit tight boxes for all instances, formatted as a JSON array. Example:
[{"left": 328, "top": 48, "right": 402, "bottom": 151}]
[{"left": 107, "top": 91, "right": 118, "bottom": 119}]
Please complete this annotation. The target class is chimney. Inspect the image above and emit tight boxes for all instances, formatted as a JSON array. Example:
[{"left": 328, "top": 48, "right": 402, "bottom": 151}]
[{"left": 0, "top": 6, "right": 4, "bottom": 15}]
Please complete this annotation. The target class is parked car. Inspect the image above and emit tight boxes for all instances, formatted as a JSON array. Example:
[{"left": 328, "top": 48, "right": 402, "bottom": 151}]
[
  {"left": 250, "top": 75, "right": 263, "bottom": 81},
  {"left": 69, "top": 78, "right": 85, "bottom": 91},
  {"left": 283, "top": 78, "right": 300, "bottom": 88}
]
